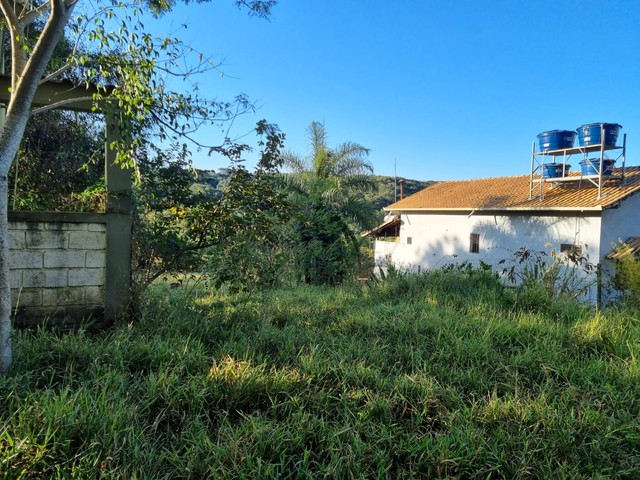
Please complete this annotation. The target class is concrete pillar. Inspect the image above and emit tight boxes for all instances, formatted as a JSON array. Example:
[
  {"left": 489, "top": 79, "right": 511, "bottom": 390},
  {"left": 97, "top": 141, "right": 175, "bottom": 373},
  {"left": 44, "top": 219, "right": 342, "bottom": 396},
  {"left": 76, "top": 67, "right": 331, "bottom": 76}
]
[{"left": 104, "top": 115, "right": 132, "bottom": 322}]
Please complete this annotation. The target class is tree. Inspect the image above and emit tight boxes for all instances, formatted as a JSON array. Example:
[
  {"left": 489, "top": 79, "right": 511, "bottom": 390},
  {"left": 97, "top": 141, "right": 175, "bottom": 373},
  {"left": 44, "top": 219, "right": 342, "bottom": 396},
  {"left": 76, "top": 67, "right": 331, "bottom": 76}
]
[
  {"left": 133, "top": 120, "right": 288, "bottom": 290},
  {"left": 0, "top": 0, "right": 277, "bottom": 373},
  {"left": 283, "top": 121, "right": 378, "bottom": 285}
]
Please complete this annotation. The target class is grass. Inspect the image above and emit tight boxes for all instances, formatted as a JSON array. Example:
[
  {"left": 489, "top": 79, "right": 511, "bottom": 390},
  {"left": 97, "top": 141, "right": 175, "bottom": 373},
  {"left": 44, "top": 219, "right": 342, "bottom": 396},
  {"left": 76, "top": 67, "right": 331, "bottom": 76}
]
[{"left": 1, "top": 271, "right": 639, "bottom": 478}]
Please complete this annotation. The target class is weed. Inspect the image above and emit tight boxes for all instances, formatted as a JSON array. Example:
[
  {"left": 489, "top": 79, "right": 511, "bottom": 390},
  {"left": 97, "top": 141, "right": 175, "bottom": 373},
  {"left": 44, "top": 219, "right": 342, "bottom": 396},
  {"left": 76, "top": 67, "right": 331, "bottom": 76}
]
[{"left": 500, "top": 245, "right": 597, "bottom": 300}]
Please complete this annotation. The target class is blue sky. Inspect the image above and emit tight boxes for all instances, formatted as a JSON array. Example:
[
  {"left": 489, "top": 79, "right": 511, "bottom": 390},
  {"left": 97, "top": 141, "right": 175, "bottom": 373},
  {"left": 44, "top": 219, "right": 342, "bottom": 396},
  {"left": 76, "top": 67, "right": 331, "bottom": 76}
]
[{"left": 148, "top": 0, "right": 640, "bottom": 181}]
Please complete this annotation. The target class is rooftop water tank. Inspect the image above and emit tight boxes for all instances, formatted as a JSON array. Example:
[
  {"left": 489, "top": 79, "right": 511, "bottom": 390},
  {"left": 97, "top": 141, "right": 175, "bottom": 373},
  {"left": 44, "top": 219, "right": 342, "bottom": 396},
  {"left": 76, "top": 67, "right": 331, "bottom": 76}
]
[
  {"left": 542, "top": 163, "right": 571, "bottom": 178},
  {"left": 537, "top": 130, "right": 576, "bottom": 152},
  {"left": 579, "top": 159, "right": 616, "bottom": 176},
  {"left": 576, "top": 123, "right": 622, "bottom": 147}
]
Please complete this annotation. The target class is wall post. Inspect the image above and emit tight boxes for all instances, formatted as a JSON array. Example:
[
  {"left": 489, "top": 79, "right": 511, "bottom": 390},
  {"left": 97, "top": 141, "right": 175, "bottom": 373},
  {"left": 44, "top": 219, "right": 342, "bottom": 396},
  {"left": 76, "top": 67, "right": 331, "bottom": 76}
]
[{"left": 104, "top": 115, "right": 132, "bottom": 322}]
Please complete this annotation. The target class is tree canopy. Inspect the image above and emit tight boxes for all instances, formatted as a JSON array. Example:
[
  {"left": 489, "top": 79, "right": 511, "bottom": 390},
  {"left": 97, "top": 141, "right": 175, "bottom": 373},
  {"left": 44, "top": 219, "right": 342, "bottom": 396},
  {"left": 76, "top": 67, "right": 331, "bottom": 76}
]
[{"left": 282, "top": 121, "right": 378, "bottom": 285}]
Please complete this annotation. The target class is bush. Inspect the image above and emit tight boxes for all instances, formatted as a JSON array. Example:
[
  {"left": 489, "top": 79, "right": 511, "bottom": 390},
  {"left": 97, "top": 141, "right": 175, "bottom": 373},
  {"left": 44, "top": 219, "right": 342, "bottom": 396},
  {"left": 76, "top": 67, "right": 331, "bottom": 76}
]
[
  {"left": 613, "top": 254, "right": 640, "bottom": 308},
  {"left": 500, "top": 245, "right": 597, "bottom": 300}
]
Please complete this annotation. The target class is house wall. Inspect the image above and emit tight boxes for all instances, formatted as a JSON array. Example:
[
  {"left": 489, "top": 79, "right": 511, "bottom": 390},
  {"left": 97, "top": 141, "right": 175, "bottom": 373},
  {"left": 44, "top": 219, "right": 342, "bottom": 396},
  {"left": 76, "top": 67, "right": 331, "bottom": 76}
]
[
  {"left": 8, "top": 213, "right": 107, "bottom": 326},
  {"left": 375, "top": 210, "right": 602, "bottom": 301},
  {"left": 599, "top": 192, "right": 640, "bottom": 299},
  {"left": 600, "top": 192, "right": 640, "bottom": 256}
]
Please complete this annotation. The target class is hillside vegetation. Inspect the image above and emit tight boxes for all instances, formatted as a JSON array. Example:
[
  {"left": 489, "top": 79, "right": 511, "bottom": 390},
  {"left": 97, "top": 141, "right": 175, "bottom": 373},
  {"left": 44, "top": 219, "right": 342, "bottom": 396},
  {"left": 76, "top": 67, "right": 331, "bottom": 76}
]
[
  {"left": 367, "top": 175, "right": 435, "bottom": 210},
  {"left": 1, "top": 270, "right": 638, "bottom": 478},
  {"left": 195, "top": 169, "right": 434, "bottom": 211}
]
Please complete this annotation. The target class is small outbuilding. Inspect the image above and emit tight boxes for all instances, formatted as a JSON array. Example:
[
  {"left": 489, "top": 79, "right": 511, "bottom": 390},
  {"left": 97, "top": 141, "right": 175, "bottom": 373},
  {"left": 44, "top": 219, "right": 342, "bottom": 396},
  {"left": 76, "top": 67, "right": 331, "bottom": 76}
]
[{"left": 1, "top": 76, "right": 132, "bottom": 327}]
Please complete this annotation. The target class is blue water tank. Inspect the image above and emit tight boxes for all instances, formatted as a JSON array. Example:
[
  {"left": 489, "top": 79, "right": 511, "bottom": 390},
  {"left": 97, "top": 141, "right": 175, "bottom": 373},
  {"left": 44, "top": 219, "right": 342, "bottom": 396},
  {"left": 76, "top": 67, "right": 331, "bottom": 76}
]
[
  {"left": 579, "top": 159, "right": 615, "bottom": 176},
  {"left": 542, "top": 163, "right": 571, "bottom": 178},
  {"left": 576, "top": 123, "right": 622, "bottom": 147},
  {"left": 537, "top": 130, "right": 577, "bottom": 152}
]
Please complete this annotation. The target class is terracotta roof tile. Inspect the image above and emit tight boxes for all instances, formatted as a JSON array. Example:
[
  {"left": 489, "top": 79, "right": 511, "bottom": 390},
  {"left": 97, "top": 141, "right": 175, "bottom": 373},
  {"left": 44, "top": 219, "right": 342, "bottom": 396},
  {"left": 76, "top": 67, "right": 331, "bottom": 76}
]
[
  {"left": 385, "top": 166, "right": 640, "bottom": 212},
  {"left": 606, "top": 237, "right": 640, "bottom": 260}
]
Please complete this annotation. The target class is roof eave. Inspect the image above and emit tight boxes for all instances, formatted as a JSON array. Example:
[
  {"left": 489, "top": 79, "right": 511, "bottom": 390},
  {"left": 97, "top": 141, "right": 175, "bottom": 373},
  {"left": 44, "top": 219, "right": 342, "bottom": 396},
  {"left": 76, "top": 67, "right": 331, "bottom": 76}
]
[{"left": 383, "top": 206, "right": 605, "bottom": 213}]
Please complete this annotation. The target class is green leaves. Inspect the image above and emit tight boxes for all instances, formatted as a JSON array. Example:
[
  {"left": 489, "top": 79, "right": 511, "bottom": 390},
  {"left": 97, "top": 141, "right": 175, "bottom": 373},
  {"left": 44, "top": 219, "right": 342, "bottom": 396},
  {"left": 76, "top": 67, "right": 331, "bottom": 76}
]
[
  {"left": 133, "top": 122, "right": 290, "bottom": 290},
  {"left": 282, "top": 122, "right": 378, "bottom": 285}
]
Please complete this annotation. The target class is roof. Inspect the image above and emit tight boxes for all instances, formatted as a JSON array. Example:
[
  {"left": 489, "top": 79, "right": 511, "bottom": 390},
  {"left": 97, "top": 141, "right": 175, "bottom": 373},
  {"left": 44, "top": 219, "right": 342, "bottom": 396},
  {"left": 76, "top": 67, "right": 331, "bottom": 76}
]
[
  {"left": 362, "top": 215, "right": 400, "bottom": 237},
  {"left": 385, "top": 166, "right": 640, "bottom": 212},
  {"left": 606, "top": 237, "right": 640, "bottom": 260},
  {"left": 0, "top": 75, "right": 114, "bottom": 112}
]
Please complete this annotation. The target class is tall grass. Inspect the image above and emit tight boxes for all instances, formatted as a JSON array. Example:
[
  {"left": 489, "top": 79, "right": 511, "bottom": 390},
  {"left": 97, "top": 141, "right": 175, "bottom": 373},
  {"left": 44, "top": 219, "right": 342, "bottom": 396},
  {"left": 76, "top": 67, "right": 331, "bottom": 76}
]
[{"left": 1, "top": 272, "right": 639, "bottom": 478}]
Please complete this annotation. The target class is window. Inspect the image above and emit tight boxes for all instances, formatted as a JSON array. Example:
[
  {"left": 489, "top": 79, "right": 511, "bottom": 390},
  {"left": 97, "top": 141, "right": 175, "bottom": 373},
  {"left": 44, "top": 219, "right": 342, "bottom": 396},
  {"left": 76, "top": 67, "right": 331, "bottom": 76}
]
[
  {"left": 560, "top": 243, "right": 582, "bottom": 255},
  {"left": 407, "top": 236, "right": 412, "bottom": 245},
  {"left": 470, "top": 233, "right": 480, "bottom": 254},
  {"left": 560, "top": 243, "right": 583, "bottom": 262}
]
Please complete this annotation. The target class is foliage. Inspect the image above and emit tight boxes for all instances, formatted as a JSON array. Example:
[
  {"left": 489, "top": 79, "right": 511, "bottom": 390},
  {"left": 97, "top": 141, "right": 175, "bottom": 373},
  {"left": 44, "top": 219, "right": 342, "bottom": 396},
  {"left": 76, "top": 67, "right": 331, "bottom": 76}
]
[
  {"left": 1, "top": 275, "right": 638, "bottom": 477},
  {"left": 499, "top": 245, "right": 597, "bottom": 300},
  {"left": 283, "top": 121, "right": 378, "bottom": 285},
  {"left": 611, "top": 248, "right": 640, "bottom": 308},
  {"left": 203, "top": 131, "right": 292, "bottom": 291},
  {"left": 132, "top": 142, "right": 201, "bottom": 285},
  {"left": 4, "top": 21, "right": 105, "bottom": 212},
  {"left": 8, "top": 110, "right": 105, "bottom": 212},
  {"left": 0, "top": 0, "right": 278, "bottom": 373},
  {"left": 289, "top": 204, "right": 357, "bottom": 285},
  {"left": 1, "top": 0, "right": 279, "bottom": 170},
  {"left": 133, "top": 120, "right": 289, "bottom": 290}
]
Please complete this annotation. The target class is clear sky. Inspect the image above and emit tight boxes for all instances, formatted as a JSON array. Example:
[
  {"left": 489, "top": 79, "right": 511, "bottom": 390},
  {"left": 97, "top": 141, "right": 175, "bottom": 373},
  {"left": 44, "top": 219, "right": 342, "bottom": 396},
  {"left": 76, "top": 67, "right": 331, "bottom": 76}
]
[{"left": 148, "top": 0, "right": 640, "bottom": 181}]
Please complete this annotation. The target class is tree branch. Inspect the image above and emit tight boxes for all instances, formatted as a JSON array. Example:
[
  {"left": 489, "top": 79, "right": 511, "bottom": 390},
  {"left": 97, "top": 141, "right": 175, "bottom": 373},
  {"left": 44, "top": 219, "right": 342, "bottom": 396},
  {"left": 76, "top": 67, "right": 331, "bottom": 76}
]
[
  {"left": 0, "top": 0, "right": 18, "bottom": 26},
  {"left": 0, "top": 0, "right": 26, "bottom": 86},
  {"left": 6, "top": 0, "right": 75, "bottom": 121},
  {"left": 40, "top": 62, "right": 74, "bottom": 84},
  {"left": 19, "top": 0, "right": 52, "bottom": 26}
]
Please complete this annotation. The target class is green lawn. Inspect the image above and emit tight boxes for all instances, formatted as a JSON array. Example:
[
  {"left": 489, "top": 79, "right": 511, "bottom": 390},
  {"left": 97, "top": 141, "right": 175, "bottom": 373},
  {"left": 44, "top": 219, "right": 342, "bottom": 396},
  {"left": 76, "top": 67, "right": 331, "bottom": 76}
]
[{"left": 1, "top": 272, "right": 639, "bottom": 478}]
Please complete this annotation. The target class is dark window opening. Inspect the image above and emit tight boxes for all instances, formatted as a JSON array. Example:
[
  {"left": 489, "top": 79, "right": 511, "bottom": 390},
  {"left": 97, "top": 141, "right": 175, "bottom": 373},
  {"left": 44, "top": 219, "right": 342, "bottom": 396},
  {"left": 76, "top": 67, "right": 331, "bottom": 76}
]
[
  {"left": 470, "top": 233, "right": 480, "bottom": 254},
  {"left": 560, "top": 243, "right": 582, "bottom": 256},
  {"left": 407, "top": 236, "right": 412, "bottom": 245}
]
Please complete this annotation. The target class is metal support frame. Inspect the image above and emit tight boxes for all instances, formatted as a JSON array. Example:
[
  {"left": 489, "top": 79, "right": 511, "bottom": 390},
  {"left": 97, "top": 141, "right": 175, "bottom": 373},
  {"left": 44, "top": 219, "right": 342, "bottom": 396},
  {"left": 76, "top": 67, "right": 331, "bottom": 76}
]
[{"left": 529, "top": 124, "right": 627, "bottom": 201}]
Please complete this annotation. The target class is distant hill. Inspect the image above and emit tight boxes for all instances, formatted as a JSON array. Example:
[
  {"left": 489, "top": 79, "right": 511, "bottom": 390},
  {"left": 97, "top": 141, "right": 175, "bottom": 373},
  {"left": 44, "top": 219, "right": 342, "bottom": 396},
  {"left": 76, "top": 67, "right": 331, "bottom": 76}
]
[
  {"left": 194, "top": 169, "right": 434, "bottom": 211},
  {"left": 367, "top": 175, "right": 435, "bottom": 210}
]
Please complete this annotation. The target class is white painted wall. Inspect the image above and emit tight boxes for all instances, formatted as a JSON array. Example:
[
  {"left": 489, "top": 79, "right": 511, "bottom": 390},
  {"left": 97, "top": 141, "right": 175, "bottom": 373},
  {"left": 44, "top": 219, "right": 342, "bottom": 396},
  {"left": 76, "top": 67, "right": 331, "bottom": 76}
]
[
  {"left": 375, "top": 210, "right": 603, "bottom": 301},
  {"left": 376, "top": 211, "right": 602, "bottom": 268},
  {"left": 599, "top": 192, "right": 640, "bottom": 299},
  {"left": 601, "top": 192, "right": 640, "bottom": 256}
]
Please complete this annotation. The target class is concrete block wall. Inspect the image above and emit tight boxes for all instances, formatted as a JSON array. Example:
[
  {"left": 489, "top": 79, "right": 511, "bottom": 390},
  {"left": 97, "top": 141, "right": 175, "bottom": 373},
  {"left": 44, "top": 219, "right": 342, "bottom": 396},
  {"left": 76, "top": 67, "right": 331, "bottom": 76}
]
[{"left": 8, "top": 217, "right": 107, "bottom": 324}]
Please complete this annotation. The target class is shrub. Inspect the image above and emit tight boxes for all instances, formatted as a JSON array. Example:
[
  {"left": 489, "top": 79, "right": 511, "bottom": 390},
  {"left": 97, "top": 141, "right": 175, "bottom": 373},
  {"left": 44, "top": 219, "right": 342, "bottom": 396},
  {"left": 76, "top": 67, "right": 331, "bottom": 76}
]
[
  {"left": 500, "top": 245, "right": 597, "bottom": 300},
  {"left": 613, "top": 254, "right": 640, "bottom": 308}
]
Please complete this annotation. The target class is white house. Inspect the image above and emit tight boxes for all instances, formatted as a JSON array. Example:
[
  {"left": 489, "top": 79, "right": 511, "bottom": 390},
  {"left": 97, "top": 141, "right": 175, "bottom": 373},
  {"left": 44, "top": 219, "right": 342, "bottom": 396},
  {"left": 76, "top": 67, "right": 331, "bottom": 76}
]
[{"left": 370, "top": 166, "right": 640, "bottom": 303}]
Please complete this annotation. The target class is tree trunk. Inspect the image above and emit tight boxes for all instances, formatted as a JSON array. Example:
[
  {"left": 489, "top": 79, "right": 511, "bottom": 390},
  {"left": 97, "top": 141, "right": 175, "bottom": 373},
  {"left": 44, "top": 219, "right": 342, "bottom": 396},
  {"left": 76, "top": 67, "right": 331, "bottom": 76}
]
[
  {"left": 0, "top": 94, "right": 43, "bottom": 374},
  {"left": 0, "top": 0, "right": 75, "bottom": 374},
  {"left": 0, "top": 171, "right": 11, "bottom": 373}
]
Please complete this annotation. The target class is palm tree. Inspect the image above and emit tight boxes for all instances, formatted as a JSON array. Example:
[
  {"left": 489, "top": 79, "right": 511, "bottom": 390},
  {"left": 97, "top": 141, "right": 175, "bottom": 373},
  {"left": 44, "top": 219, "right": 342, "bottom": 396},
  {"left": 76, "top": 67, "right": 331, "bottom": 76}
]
[{"left": 282, "top": 121, "right": 378, "bottom": 285}]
